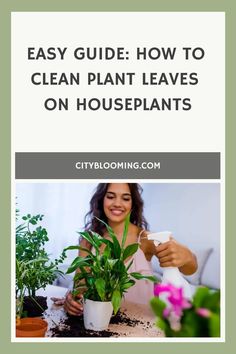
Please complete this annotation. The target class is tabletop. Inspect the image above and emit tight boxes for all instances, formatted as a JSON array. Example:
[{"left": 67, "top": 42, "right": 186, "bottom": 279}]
[{"left": 38, "top": 285, "right": 163, "bottom": 338}]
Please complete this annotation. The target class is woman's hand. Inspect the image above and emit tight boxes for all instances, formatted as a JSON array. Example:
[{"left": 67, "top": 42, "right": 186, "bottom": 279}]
[
  {"left": 63, "top": 291, "right": 83, "bottom": 316},
  {"left": 51, "top": 297, "right": 66, "bottom": 306},
  {"left": 139, "top": 236, "right": 157, "bottom": 261},
  {"left": 155, "top": 237, "right": 198, "bottom": 275}
]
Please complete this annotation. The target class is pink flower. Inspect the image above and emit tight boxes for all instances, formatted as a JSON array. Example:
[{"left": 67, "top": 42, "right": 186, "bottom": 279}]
[
  {"left": 154, "top": 283, "right": 191, "bottom": 318},
  {"left": 154, "top": 283, "right": 176, "bottom": 296},
  {"left": 196, "top": 308, "right": 211, "bottom": 318}
]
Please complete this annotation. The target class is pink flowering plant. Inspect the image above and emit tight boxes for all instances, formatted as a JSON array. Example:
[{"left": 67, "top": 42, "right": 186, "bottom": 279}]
[{"left": 150, "top": 284, "right": 220, "bottom": 337}]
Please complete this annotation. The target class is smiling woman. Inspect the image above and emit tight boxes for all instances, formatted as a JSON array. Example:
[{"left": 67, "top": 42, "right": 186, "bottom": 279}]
[{"left": 62, "top": 183, "right": 198, "bottom": 316}]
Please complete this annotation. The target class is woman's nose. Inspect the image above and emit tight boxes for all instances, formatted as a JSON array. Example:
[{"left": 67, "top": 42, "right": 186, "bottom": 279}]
[{"left": 112, "top": 198, "right": 122, "bottom": 207}]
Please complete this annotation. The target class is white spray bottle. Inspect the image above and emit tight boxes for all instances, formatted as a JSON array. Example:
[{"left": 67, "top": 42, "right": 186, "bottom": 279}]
[{"left": 148, "top": 231, "right": 192, "bottom": 299}]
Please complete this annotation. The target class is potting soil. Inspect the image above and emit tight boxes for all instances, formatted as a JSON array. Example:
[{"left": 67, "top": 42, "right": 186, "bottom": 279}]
[
  {"left": 23, "top": 296, "right": 48, "bottom": 317},
  {"left": 51, "top": 311, "right": 147, "bottom": 337}
]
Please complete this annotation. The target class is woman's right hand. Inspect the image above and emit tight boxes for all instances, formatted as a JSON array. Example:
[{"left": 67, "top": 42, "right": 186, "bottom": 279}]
[{"left": 64, "top": 291, "right": 83, "bottom": 316}]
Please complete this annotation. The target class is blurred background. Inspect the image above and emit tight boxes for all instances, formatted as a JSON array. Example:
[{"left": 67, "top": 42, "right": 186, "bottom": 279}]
[{"left": 15, "top": 183, "right": 221, "bottom": 289}]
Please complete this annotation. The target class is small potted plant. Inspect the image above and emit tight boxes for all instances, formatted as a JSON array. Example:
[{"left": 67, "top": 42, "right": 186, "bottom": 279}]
[
  {"left": 15, "top": 258, "right": 48, "bottom": 337},
  {"left": 150, "top": 283, "right": 220, "bottom": 337},
  {"left": 16, "top": 213, "right": 66, "bottom": 317},
  {"left": 65, "top": 216, "right": 157, "bottom": 331}
]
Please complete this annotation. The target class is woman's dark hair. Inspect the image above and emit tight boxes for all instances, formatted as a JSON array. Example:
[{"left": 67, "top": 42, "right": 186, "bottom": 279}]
[{"left": 84, "top": 183, "right": 148, "bottom": 235}]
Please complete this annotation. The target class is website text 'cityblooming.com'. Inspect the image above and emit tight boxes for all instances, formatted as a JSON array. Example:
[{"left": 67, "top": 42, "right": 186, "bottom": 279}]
[{"left": 75, "top": 161, "right": 161, "bottom": 170}]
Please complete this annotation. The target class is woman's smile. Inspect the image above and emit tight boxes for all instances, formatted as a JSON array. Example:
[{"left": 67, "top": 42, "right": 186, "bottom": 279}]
[{"left": 109, "top": 208, "right": 125, "bottom": 216}]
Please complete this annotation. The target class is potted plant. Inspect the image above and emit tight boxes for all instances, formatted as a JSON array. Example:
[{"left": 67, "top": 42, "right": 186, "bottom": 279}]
[
  {"left": 150, "top": 283, "right": 220, "bottom": 337},
  {"left": 16, "top": 213, "right": 66, "bottom": 317},
  {"left": 15, "top": 258, "right": 49, "bottom": 337},
  {"left": 65, "top": 215, "right": 157, "bottom": 331}
]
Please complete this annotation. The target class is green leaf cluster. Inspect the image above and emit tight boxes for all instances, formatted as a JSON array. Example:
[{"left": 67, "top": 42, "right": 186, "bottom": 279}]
[
  {"left": 65, "top": 215, "right": 157, "bottom": 314},
  {"left": 150, "top": 286, "right": 220, "bottom": 337},
  {"left": 16, "top": 213, "right": 67, "bottom": 310}
]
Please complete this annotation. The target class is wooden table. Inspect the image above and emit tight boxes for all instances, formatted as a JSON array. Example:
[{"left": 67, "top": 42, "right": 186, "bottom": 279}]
[{"left": 38, "top": 285, "right": 164, "bottom": 338}]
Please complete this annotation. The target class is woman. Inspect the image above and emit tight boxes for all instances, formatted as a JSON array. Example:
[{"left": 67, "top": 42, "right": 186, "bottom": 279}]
[{"left": 63, "top": 183, "right": 197, "bottom": 316}]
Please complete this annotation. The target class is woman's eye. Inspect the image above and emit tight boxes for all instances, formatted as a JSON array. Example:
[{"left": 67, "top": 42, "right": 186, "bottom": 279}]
[
  {"left": 123, "top": 198, "right": 131, "bottom": 202},
  {"left": 106, "top": 195, "right": 114, "bottom": 199}
]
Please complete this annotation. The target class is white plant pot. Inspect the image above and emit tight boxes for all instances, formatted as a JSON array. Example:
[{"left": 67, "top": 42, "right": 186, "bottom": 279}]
[{"left": 83, "top": 298, "right": 113, "bottom": 331}]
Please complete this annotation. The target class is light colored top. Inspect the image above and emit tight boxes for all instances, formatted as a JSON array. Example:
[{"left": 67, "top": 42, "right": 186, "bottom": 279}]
[{"left": 123, "top": 230, "right": 154, "bottom": 305}]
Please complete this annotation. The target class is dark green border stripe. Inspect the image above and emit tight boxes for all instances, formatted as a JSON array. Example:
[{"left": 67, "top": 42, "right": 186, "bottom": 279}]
[{"left": 0, "top": 0, "right": 235, "bottom": 353}]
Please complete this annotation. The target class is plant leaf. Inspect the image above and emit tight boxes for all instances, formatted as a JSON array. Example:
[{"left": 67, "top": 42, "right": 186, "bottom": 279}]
[
  {"left": 103, "top": 244, "right": 111, "bottom": 259},
  {"left": 111, "top": 289, "right": 121, "bottom": 314},
  {"left": 209, "top": 312, "right": 220, "bottom": 337},
  {"left": 125, "top": 258, "right": 134, "bottom": 271},
  {"left": 77, "top": 231, "right": 100, "bottom": 253},
  {"left": 192, "top": 287, "right": 210, "bottom": 308},
  {"left": 202, "top": 290, "right": 220, "bottom": 312},
  {"left": 130, "top": 272, "right": 157, "bottom": 282},
  {"left": 95, "top": 278, "right": 106, "bottom": 301},
  {"left": 107, "top": 259, "right": 118, "bottom": 269},
  {"left": 150, "top": 296, "right": 166, "bottom": 317},
  {"left": 121, "top": 280, "right": 135, "bottom": 290},
  {"left": 66, "top": 257, "right": 91, "bottom": 273},
  {"left": 64, "top": 245, "right": 94, "bottom": 257},
  {"left": 156, "top": 317, "right": 167, "bottom": 332},
  {"left": 121, "top": 214, "right": 130, "bottom": 250},
  {"left": 122, "top": 243, "right": 138, "bottom": 261},
  {"left": 95, "top": 217, "right": 121, "bottom": 258}
]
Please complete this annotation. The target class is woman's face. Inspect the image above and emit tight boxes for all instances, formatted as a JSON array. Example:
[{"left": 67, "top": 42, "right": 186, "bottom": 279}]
[{"left": 103, "top": 183, "right": 132, "bottom": 224}]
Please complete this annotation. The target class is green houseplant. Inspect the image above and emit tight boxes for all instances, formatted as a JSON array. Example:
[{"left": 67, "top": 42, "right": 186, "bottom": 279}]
[
  {"left": 15, "top": 258, "right": 46, "bottom": 320},
  {"left": 16, "top": 213, "right": 66, "bottom": 317},
  {"left": 15, "top": 258, "right": 49, "bottom": 337},
  {"left": 65, "top": 215, "right": 157, "bottom": 331}
]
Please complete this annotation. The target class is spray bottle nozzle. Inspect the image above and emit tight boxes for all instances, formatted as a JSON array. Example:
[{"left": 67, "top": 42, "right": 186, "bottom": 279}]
[{"left": 147, "top": 231, "right": 172, "bottom": 246}]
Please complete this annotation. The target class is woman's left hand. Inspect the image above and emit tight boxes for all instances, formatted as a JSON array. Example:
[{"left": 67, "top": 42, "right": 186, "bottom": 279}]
[{"left": 155, "top": 237, "right": 197, "bottom": 274}]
